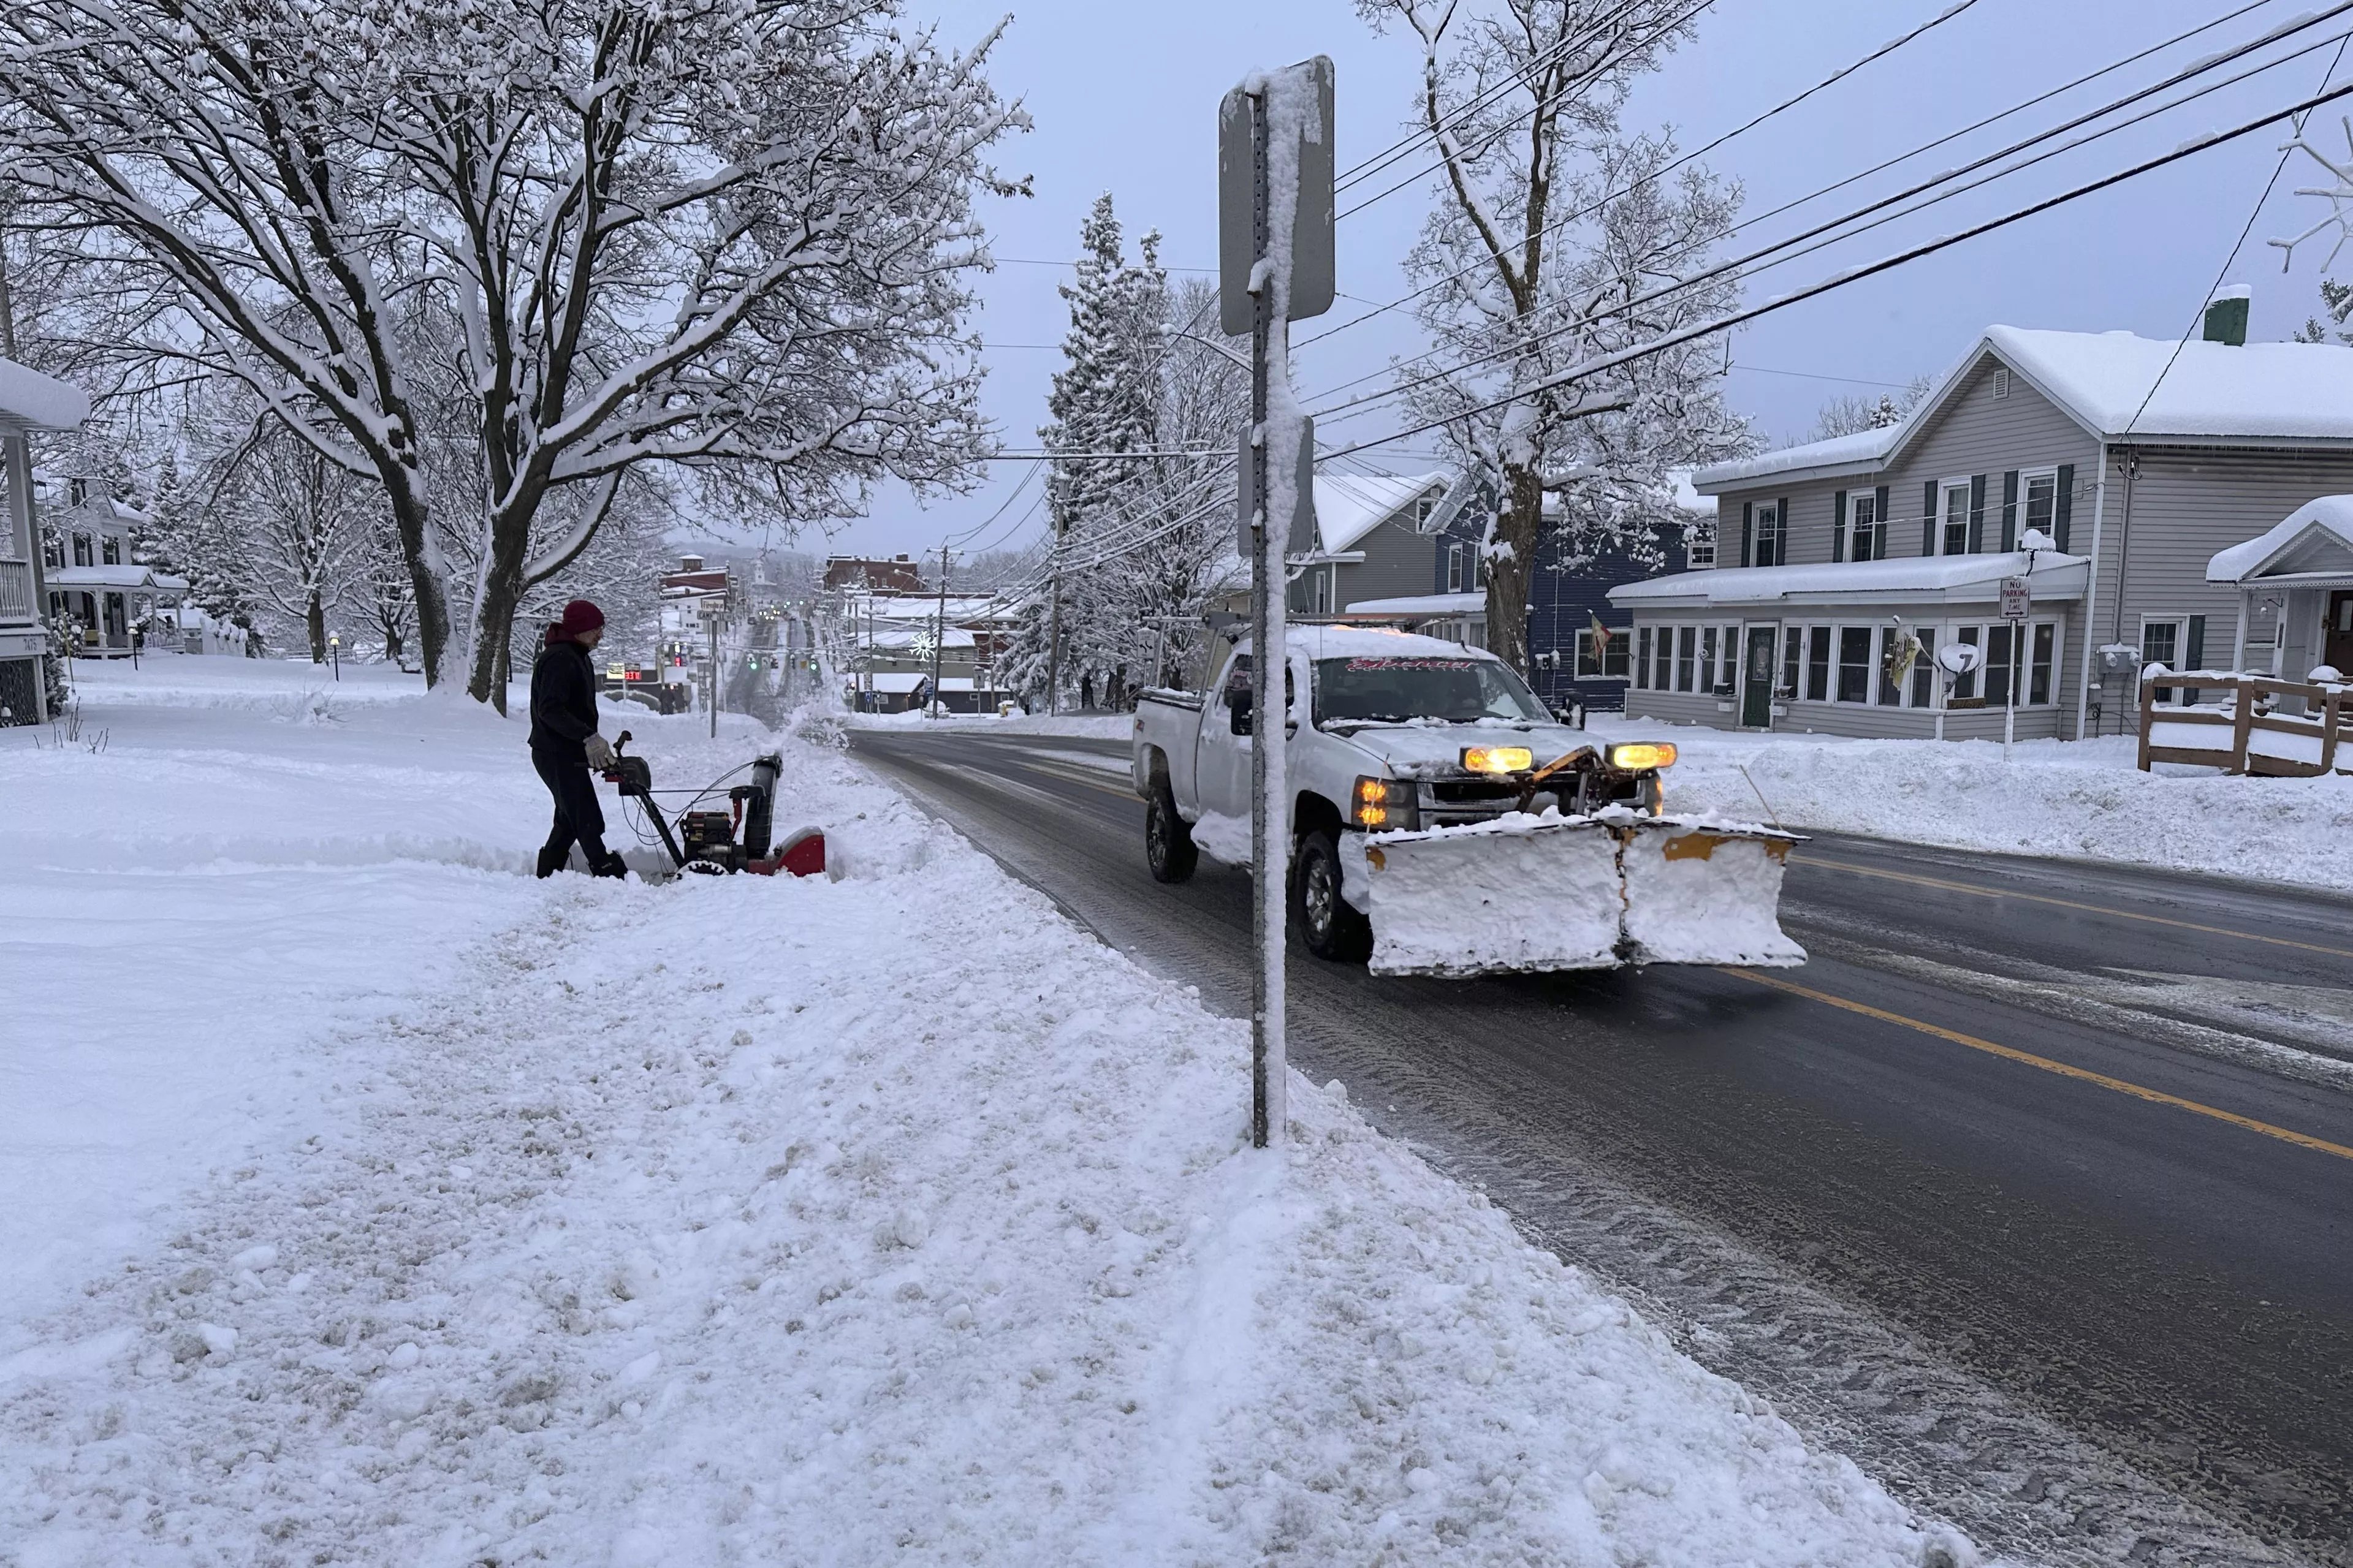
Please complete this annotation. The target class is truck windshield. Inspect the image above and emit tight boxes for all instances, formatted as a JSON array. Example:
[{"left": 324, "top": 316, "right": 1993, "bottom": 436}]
[{"left": 1313, "top": 656, "right": 1549, "bottom": 725}]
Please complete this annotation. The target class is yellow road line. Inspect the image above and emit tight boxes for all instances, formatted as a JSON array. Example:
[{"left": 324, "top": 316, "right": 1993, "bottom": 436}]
[
  {"left": 1728, "top": 968, "right": 2353, "bottom": 1163},
  {"left": 1792, "top": 855, "right": 2353, "bottom": 961}
]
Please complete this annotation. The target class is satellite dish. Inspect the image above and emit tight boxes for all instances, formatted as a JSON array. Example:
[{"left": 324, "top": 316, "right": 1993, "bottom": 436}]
[{"left": 1937, "top": 642, "right": 1984, "bottom": 676}]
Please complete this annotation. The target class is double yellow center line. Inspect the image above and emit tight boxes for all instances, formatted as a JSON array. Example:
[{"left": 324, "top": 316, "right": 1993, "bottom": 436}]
[{"left": 1730, "top": 968, "right": 2353, "bottom": 1163}]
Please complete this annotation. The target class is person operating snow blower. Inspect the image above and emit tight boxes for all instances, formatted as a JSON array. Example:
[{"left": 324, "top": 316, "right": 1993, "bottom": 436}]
[{"left": 530, "top": 599, "right": 628, "bottom": 879}]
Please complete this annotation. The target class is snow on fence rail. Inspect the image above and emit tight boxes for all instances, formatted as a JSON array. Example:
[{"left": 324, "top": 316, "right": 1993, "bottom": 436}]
[{"left": 2138, "top": 668, "right": 2351, "bottom": 776}]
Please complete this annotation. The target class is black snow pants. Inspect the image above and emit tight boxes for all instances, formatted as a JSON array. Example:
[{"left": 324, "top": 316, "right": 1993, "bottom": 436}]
[{"left": 533, "top": 746, "right": 612, "bottom": 869}]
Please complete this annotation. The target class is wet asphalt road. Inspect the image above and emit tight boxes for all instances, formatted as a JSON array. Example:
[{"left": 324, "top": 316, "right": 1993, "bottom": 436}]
[{"left": 848, "top": 726, "right": 2353, "bottom": 1568}]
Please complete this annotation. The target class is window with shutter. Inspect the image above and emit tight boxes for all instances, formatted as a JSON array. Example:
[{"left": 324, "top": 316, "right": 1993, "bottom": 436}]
[{"left": 1941, "top": 483, "right": 1971, "bottom": 555}]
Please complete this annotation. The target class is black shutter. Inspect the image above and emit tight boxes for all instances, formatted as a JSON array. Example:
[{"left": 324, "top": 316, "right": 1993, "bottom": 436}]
[
  {"left": 1922, "top": 481, "right": 1937, "bottom": 556},
  {"left": 1967, "top": 474, "right": 1987, "bottom": 553},
  {"left": 1777, "top": 498, "right": 1792, "bottom": 566},
  {"left": 1741, "top": 501, "right": 1754, "bottom": 569},
  {"left": 1831, "top": 490, "right": 1848, "bottom": 562},
  {"left": 2186, "top": 614, "right": 2205, "bottom": 672},
  {"left": 2053, "top": 464, "right": 2075, "bottom": 551},
  {"left": 2000, "top": 470, "right": 2019, "bottom": 552},
  {"left": 1875, "top": 486, "right": 1890, "bottom": 555}
]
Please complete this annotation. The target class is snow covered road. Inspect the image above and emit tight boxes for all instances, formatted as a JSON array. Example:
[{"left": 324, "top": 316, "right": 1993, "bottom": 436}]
[
  {"left": 853, "top": 725, "right": 2353, "bottom": 1568},
  {"left": 0, "top": 662, "right": 1960, "bottom": 1565}
]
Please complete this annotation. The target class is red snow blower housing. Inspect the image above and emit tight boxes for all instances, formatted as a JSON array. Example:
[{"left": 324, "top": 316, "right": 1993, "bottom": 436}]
[{"left": 600, "top": 730, "right": 826, "bottom": 878}]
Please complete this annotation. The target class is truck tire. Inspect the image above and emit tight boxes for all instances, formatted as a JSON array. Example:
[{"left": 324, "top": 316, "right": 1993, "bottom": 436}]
[
  {"left": 1292, "top": 828, "right": 1372, "bottom": 963},
  {"left": 1146, "top": 783, "right": 1198, "bottom": 884}
]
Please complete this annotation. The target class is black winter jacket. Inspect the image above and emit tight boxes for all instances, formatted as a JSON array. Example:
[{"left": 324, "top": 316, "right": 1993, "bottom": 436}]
[{"left": 529, "top": 637, "right": 599, "bottom": 762}]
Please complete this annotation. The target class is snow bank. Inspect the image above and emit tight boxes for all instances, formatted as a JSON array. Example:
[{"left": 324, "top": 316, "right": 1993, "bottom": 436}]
[
  {"left": 1, "top": 660, "right": 1961, "bottom": 1565},
  {"left": 1595, "top": 717, "right": 2353, "bottom": 890},
  {"left": 845, "top": 706, "right": 1133, "bottom": 740}
]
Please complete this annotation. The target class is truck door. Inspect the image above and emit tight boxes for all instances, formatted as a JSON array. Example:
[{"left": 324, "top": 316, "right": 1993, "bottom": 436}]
[{"left": 1196, "top": 652, "right": 1252, "bottom": 818}]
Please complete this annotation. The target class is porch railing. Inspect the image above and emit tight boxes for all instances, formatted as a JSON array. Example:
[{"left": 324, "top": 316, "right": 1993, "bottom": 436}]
[
  {"left": 2138, "top": 670, "right": 2350, "bottom": 777},
  {"left": 0, "top": 558, "right": 32, "bottom": 623}
]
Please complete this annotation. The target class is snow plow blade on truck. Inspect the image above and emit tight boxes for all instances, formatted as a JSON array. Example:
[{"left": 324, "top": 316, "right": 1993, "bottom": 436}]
[{"left": 1347, "top": 809, "right": 1806, "bottom": 977}]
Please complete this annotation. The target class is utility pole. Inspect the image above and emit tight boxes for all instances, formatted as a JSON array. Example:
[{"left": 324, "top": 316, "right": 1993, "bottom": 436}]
[
  {"left": 1219, "top": 57, "right": 1334, "bottom": 1150},
  {"left": 930, "top": 542, "right": 951, "bottom": 718}
]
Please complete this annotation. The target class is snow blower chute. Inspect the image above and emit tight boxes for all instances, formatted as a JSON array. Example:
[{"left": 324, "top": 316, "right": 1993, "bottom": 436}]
[
  {"left": 1348, "top": 744, "right": 1806, "bottom": 977},
  {"left": 600, "top": 731, "right": 827, "bottom": 878}
]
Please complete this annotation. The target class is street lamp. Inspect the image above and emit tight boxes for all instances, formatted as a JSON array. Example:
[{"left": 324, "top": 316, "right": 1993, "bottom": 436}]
[{"left": 329, "top": 633, "right": 341, "bottom": 681}]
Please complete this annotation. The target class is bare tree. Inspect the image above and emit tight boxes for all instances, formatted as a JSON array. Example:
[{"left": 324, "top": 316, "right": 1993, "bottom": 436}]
[
  {"left": 1809, "top": 375, "right": 1933, "bottom": 442},
  {"left": 1359, "top": 0, "right": 1754, "bottom": 670},
  {"left": 0, "top": 0, "right": 1024, "bottom": 705}
]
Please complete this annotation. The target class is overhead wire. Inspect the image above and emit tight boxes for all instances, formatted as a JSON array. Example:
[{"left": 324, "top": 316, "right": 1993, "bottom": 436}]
[
  {"left": 1296, "top": 0, "right": 2281, "bottom": 360},
  {"left": 1308, "top": 10, "right": 2353, "bottom": 429},
  {"left": 1318, "top": 72, "right": 2353, "bottom": 461}
]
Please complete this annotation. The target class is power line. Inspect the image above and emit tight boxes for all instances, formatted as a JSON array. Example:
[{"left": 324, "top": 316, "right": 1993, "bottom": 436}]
[
  {"left": 1310, "top": 12, "right": 2353, "bottom": 428},
  {"left": 1297, "top": 0, "right": 2282, "bottom": 360},
  {"left": 1319, "top": 74, "right": 2353, "bottom": 461}
]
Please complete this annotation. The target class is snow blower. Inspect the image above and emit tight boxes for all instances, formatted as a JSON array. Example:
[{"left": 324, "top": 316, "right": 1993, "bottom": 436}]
[{"left": 600, "top": 730, "right": 826, "bottom": 878}]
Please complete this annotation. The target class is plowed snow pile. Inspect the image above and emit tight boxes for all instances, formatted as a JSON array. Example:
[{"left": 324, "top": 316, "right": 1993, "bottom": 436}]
[{"left": 2, "top": 660, "right": 1966, "bottom": 1566}]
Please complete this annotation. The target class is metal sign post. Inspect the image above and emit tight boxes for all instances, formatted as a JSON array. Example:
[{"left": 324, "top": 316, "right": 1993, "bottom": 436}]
[
  {"left": 1220, "top": 57, "right": 1334, "bottom": 1151},
  {"left": 2000, "top": 574, "right": 2030, "bottom": 760}
]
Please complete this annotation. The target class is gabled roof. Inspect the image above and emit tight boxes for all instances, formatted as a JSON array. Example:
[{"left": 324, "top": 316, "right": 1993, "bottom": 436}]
[
  {"left": 1313, "top": 472, "right": 1446, "bottom": 555},
  {"left": 2207, "top": 495, "right": 2353, "bottom": 583},
  {"left": 1695, "top": 325, "right": 2353, "bottom": 493}
]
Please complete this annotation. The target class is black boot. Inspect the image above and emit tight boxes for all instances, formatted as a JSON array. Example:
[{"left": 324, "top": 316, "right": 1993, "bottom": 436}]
[
  {"left": 536, "top": 845, "right": 568, "bottom": 879},
  {"left": 591, "top": 852, "right": 630, "bottom": 879}
]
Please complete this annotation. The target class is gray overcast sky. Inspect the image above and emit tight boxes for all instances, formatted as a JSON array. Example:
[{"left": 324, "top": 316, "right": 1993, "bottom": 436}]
[{"left": 804, "top": 0, "right": 2353, "bottom": 561}]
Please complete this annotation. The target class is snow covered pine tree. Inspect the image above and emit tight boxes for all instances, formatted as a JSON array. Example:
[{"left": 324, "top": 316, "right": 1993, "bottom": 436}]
[{"left": 1007, "top": 198, "right": 1246, "bottom": 710}]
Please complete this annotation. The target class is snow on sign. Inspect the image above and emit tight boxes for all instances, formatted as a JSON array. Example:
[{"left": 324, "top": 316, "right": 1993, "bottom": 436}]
[{"left": 2001, "top": 576, "right": 2031, "bottom": 620}]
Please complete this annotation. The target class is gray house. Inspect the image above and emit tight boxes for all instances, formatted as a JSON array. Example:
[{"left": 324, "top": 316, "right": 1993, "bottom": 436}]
[
  {"left": 1615, "top": 299, "right": 2353, "bottom": 740},
  {"left": 1287, "top": 471, "right": 1456, "bottom": 618}
]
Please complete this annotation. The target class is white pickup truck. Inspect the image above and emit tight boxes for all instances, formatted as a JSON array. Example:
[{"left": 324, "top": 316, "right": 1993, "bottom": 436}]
[{"left": 1131, "top": 624, "right": 1804, "bottom": 977}]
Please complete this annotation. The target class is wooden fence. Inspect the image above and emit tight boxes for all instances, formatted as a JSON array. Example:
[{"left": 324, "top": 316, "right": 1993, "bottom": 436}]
[{"left": 2138, "top": 672, "right": 2351, "bottom": 776}]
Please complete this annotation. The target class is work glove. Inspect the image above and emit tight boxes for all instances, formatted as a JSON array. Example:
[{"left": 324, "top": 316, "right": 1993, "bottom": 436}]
[{"left": 585, "top": 733, "right": 615, "bottom": 770}]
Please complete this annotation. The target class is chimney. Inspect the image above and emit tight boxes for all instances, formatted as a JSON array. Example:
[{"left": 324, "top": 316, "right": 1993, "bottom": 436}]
[{"left": 2202, "top": 284, "right": 2250, "bottom": 347}]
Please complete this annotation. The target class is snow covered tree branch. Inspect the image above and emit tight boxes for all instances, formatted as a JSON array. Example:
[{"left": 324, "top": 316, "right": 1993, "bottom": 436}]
[
  {"left": 0, "top": 0, "right": 1025, "bottom": 702},
  {"left": 1358, "top": 0, "right": 1754, "bottom": 668}
]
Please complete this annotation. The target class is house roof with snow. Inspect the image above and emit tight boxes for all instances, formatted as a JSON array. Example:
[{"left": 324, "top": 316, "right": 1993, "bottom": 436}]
[
  {"left": 1694, "top": 325, "right": 2353, "bottom": 492},
  {"left": 0, "top": 358, "right": 88, "bottom": 435},
  {"left": 1313, "top": 472, "right": 1448, "bottom": 555},
  {"left": 1609, "top": 547, "right": 2087, "bottom": 609},
  {"left": 45, "top": 564, "right": 190, "bottom": 591},
  {"left": 2207, "top": 495, "right": 2353, "bottom": 584}
]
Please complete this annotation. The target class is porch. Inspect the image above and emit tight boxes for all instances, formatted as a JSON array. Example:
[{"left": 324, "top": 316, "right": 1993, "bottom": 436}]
[{"left": 1610, "top": 550, "right": 2089, "bottom": 739}]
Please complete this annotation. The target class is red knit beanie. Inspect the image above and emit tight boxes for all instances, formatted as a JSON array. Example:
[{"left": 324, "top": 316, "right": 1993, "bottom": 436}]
[{"left": 547, "top": 599, "right": 605, "bottom": 646}]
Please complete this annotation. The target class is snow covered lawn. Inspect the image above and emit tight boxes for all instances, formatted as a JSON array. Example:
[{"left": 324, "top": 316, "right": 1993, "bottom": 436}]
[
  {"left": 1591, "top": 716, "right": 2353, "bottom": 892},
  {"left": 3, "top": 658, "right": 1963, "bottom": 1565}
]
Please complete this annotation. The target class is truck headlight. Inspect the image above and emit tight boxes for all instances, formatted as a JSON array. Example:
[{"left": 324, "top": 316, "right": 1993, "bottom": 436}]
[
  {"left": 1459, "top": 746, "right": 1533, "bottom": 774},
  {"left": 1606, "top": 741, "right": 1677, "bottom": 771},
  {"left": 1353, "top": 775, "right": 1415, "bottom": 829}
]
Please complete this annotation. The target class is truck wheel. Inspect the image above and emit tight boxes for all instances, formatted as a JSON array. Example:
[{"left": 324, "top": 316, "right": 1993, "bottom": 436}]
[
  {"left": 1292, "top": 829, "right": 1372, "bottom": 963},
  {"left": 1146, "top": 784, "right": 1198, "bottom": 884}
]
